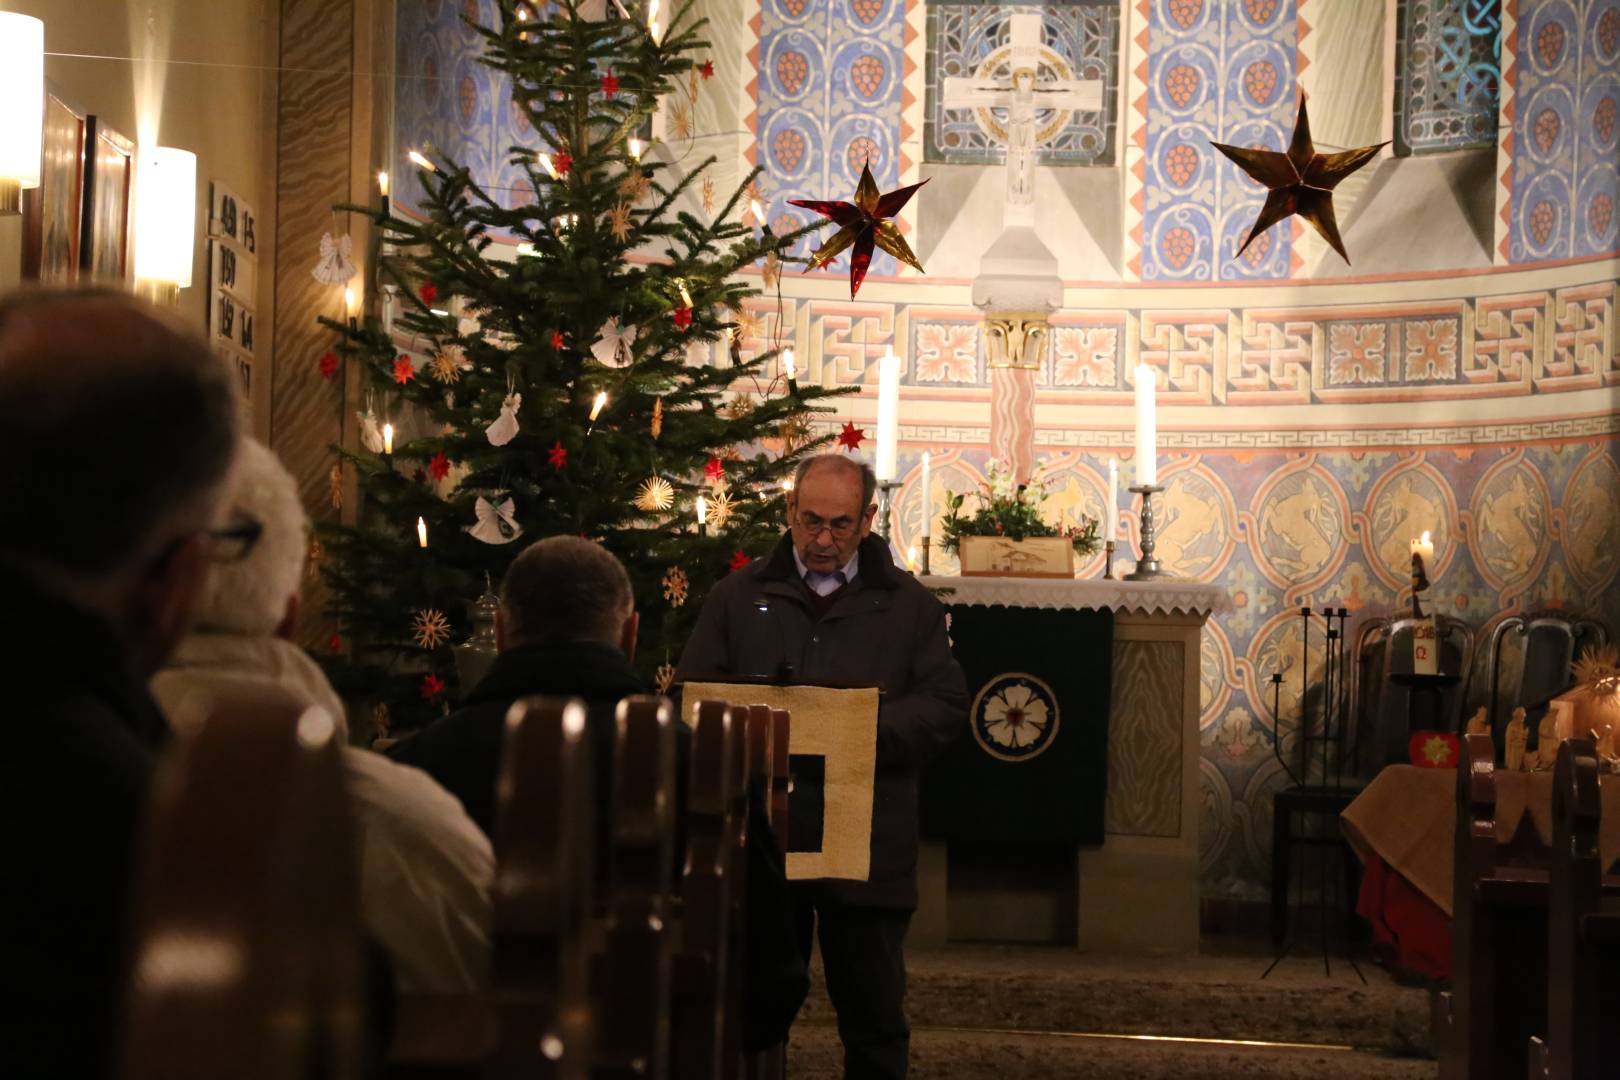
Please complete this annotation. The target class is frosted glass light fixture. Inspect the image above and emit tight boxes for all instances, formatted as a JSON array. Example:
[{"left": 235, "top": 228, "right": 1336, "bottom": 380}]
[
  {"left": 134, "top": 147, "right": 198, "bottom": 301},
  {"left": 0, "top": 13, "right": 45, "bottom": 216}
]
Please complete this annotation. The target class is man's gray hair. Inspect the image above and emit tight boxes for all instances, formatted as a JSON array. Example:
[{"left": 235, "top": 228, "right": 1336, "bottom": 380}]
[
  {"left": 500, "top": 535, "right": 634, "bottom": 647},
  {"left": 0, "top": 289, "right": 239, "bottom": 577},
  {"left": 792, "top": 454, "right": 878, "bottom": 506}
]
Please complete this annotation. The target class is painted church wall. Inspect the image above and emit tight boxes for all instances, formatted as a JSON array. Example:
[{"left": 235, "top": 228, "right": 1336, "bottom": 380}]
[{"left": 391, "top": 0, "right": 1620, "bottom": 902}]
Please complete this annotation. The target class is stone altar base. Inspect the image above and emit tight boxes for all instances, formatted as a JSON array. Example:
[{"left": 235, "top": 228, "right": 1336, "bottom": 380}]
[{"left": 913, "top": 578, "right": 1232, "bottom": 953}]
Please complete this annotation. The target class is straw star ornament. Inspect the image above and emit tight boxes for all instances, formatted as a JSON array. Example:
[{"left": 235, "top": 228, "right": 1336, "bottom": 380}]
[{"left": 789, "top": 163, "right": 928, "bottom": 298}]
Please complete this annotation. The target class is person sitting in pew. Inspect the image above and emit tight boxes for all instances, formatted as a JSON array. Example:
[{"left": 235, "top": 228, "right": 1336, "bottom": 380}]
[
  {"left": 0, "top": 290, "right": 240, "bottom": 1079},
  {"left": 387, "top": 535, "right": 809, "bottom": 1052},
  {"left": 149, "top": 436, "right": 495, "bottom": 994}
]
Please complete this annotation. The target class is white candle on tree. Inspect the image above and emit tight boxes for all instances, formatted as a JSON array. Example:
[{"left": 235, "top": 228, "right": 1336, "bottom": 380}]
[
  {"left": 920, "top": 451, "right": 932, "bottom": 538},
  {"left": 875, "top": 348, "right": 901, "bottom": 482},
  {"left": 416, "top": 516, "right": 428, "bottom": 548},
  {"left": 1134, "top": 364, "right": 1157, "bottom": 486}
]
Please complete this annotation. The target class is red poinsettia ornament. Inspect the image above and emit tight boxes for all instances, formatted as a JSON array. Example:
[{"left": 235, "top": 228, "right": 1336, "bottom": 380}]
[
  {"left": 548, "top": 440, "right": 568, "bottom": 472},
  {"left": 318, "top": 351, "right": 339, "bottom": 381},
  {"left": 672, "top": 306, "right": 693, "bottom": 331},
  {"left": 418, "top": 282, "right": 439, "bottom": 305},
  {"left": 554, "top": 151, "right": 573, "bottom": 177},
  {"left": 428, "top": 451, "right": 451, "bottom": 480},
  {"left": 550, "top": 329, "right": 566, "bottom": 350},
  {"left": 837, "top": 421, "right": 866, "bottom": 451},
  {"left": 729, "top": 550, "right": 753, "bottom": 573},
  {"left": 393, "top": 356, "right": 416, "bottom": 384},
  {"left": 420, "top": 673, "right": 446, "bottom": 700}
]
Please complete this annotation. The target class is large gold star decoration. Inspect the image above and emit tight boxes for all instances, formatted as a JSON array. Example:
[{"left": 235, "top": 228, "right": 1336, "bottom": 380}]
[
  {"left": 1210, "top": 94, "right": 1386, "bottom": 265},
  {"left": 788, "top": 163, "right": 928, "bottom": 298}
]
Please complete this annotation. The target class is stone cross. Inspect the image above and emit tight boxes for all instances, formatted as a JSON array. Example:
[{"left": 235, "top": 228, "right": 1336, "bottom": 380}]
[{"left": 941, "top": 11, "right": 1103, "bottom": 228}]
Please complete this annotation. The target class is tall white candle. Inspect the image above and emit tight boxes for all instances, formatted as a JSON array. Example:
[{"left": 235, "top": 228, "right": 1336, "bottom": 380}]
[
  {"left": 1106, "top": 456, "right": 1118, "bottom": 540},
  {"left": 920, "top": 452, "right": 932, "bottom": 538},
  {"left": 1134, "top": 364, "right": 1157, "bottom": 486},
  {"left": 875, "top": 348, "right": 902, "bottom": 482}
]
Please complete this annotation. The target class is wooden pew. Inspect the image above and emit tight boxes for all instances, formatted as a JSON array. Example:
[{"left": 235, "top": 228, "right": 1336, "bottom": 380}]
[
  {"left": 117, "top": 684, "right": 364, "bottom": 1080},
  {"left": 1436, "top": 733, "right": 1550, "bottom": 1080},
  {"left": 670, "top": 701, "right": 741, "bottom": 1080},
  {"left": 1528, "top": 737, "right": 1620, "bottom": 1080},
  {"left": 770, "top": 708, "right": 791, "bottom": 853},
  {"left": 593, "top": 695, "right": 679, "bottom": 1079}
]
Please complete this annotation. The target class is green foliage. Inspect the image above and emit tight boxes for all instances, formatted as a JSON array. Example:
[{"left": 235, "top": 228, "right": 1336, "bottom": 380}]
[
  {"left": 938, "top": 459, "right": 1100, "bottom": 557},
  {"left": 317, "top": 0, "right": 850, "bottom": 729}
]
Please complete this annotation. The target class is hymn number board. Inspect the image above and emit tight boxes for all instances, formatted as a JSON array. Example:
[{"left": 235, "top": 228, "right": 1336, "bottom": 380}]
[{"left": 207, "top": 182, "right": 257, "bottom": 397}]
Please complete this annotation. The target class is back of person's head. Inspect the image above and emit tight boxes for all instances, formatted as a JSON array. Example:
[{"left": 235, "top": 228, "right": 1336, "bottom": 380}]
[
  {"left": 195, "top": 438, "right": 309, "bottom": 637},
  {"left": 0, "top": 289, "right": 239, "bottom": 581},
  {"left": 500, "top": 536, "right": 633, "bottom": 649}
]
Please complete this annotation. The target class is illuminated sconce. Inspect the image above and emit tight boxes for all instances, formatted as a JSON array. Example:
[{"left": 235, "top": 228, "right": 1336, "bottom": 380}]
[
  {"left": 0, "top": 13, "right": 45, "bottom": 216},
  {"left": 133, "top": 147, "right": 198, "bottom": 304}
]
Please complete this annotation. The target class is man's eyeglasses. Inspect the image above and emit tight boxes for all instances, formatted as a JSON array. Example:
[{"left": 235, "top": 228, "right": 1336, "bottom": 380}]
[
  {"left": 207, "top": 518, "right": 264, "bottom": 562},
  {"left": 795, "top": 511, "right": 860, "bottom": 540}
]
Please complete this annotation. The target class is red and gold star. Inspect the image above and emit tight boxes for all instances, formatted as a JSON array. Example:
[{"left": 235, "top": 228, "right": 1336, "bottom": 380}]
[
  {"left": 788, "top": 162, "right": 928, "bottom": 298},
  {"left": 393, "top": 356, "right": 416, "bottom": 384}
]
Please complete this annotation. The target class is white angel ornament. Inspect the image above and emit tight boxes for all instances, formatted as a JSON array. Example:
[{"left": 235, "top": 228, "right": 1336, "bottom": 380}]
[
  {"left": 591, "top": 317, "right": 637, "bottom": 368},
  {"left": 467, "top": 495, "right": 523, "bottom": 545},
  {"left": 356, "top": 407, "right": 385, "bottom": 453},
  {"left": 311, "top": 232, "right": 358, "bottom": 285},
  {"left": 486, "top": 391, "right": 522, "bottom": 447}
]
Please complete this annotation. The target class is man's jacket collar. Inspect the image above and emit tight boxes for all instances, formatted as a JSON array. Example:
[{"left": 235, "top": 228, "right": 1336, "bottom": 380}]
[{"left": 757, "top": 532, "right": 901, "bottom": 592}]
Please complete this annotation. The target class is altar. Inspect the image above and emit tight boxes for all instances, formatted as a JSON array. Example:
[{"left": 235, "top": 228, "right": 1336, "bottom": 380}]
[{"left": 912, "top": 575, "right": 1231, "bottom": 954}]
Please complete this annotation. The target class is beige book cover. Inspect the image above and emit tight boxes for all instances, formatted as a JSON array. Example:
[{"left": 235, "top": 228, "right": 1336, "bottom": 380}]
[{"left": 682, "top": 683, "right": 878, "bottom": 882}]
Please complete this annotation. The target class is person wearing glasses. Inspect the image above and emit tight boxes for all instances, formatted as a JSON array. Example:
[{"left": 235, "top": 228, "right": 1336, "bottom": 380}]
[
  {"left": 150, "top": 436, "right": 495, "bottom": 995},
  {"left": 677, "top": 453, "right": 968, "bottom": 1080},
  {"left": 0, "top": 290, "right": 240, "bottom": 1078}
]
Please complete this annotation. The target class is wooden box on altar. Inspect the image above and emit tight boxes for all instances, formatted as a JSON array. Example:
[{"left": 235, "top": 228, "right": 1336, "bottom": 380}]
[
  {"left": 914, "top": 575, "right": 1231, "bottom": 953},
  {"left": 957, "top": 535, "right": 1074, "bottom": 578}
]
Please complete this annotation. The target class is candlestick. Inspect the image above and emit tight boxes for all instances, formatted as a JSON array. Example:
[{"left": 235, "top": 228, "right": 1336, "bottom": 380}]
[
  {"left": 1124, "top": 485, "right": 1167, "bottom": 581},
  {"left": 696, "top": 493, "right": 707, "bottom": 535},
  {"left": 876, "top": 480, "right": 899, "bottom": 540},
  {"left": 920, "top": 535, "right": 931, "bottom": 575},
  {"left": 416, "top": 516, "right": 428, "bottom": 548},
  {"left": 875, "top": 348, "right": 901, "bottom": 482},
  {"left": 1134, "top": 364, "right": 1157, "bottom": 486},
  {"left": 377, "top": 170, "right": 390, "bottom": 218},
  {"left": 920, "top": 451, "right": 932, "bottom": 539},
  {"left": 1103, "top": 540, "right": 1116, "bottom": 580},
  {"left": 1106, "top": 456, "right": 1118, "bottom": 547},
  {"left": 344, "top": 286, "right": 358, "bottom": 332}
]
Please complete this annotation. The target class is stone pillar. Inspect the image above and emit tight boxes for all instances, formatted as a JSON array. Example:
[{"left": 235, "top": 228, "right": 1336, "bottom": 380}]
[{"left": 972, "top": 225, "right": 1062, "bottom": 484}]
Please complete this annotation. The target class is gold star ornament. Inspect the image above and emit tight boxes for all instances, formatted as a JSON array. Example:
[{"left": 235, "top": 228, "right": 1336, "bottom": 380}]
[
  {"left": 1210, "top": 94, "right": 1385, "bottom": 265},
  {"left": 789, "top": 163, "right": 927, "bottom": 298}
]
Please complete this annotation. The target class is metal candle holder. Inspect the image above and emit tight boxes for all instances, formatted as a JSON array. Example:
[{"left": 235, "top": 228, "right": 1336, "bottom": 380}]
[
  {"left": 876, "top": 479, "right": 899, "bottom": 540},
  {"left": 919, "top": 535, "right": 931, "bottom": 575},
  {"left": 1103, "top": 540, "right": 1116, "bottom": 580},
  {"left": 1124, "top": 484, "right": 1167, "bottom": 581}
]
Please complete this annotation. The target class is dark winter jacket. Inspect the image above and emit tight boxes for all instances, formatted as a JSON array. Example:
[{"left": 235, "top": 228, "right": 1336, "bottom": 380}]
[
  {"left": 675, "top": 532, "right": 969, "bottom": 909},
  {"left": 386, "top": 639, "right": 808, "bottom": 1051},
  {"left": 1, "top": 569, "right": 172, "bottom": 1079}
]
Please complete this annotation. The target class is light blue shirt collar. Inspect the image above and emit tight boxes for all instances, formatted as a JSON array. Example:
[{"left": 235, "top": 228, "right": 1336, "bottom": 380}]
[{"left": 793, "top": 547, "right": 860, "bottom": 597}]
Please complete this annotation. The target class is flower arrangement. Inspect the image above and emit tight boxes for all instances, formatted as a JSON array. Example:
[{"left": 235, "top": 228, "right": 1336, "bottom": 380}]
[{"left": 939, "top": 458, "right": 1101, "bottom": 557}]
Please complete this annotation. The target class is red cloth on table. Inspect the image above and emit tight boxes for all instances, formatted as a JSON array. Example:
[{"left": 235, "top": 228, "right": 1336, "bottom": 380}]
[{"left": 1356, "top": 852, "right": 1451, "bottom": 981}]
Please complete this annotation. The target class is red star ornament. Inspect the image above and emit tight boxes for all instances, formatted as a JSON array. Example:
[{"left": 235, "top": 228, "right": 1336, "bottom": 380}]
[
  {"left": 550, "top": 329, "right": 566, "bottom": 350},
  {"left": 327, "top": 633, "right": 343, "bottom": 654},
  {"left": 421, "top": 673, "right": 446, "bottom": 700},
  {"left": 672, "top": 306, "right": 693, "bottom": 331},
  {"left": 1409, "top": 730, "right": 1460, "bottom": 769},
  {"left": 318, "top": 351, "right": 339, "bottom": 381},
  {"left": 837, "top": 421, "right": 866, "bottom": 452},
  {"left": 704, "top": 456, "right": 725, "bottom": 483},
  {"left": 393, "top": 356, "right": 416, "bottom": 384},
  {"left": 418, "top": 282, "right": 438, "bottom": 305},
  {"left": 700, "top": 59, "right": 714, "bottom": 80},
  {"left": 554, "top": 151, "right": 573, "bottom": 177},
  {"left": 1210, "top": 94, "right": 1386, "bottom": 265},
  {"left": 601, "top": 69, "right": 619, "bottom": 98},
  {"left": 428, "top": 451, "right": 450, "bottom": 480},
  {"left": 729, "top": 550, "right": 753, "bottom": 573},
  {"left": 548, "top": 439, "right": 568, "bottom": 472},
  {"left": 788, "top": 162, "right": 928, "bottom": 298}
]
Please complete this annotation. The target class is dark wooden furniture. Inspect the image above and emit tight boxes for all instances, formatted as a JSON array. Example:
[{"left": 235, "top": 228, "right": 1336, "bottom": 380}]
[
  {"left": 1485, "top": 613, "right": 1608, "bottom": 743},
  {"left": 117, "top": 684, "right": 364, "bottom": 1080},
  {"left": 1527, "top": 738, "right": 1620, "bottom": 1080},
  {"left": 1352, "top": 613, "right": 1476, "bottom": 774}
]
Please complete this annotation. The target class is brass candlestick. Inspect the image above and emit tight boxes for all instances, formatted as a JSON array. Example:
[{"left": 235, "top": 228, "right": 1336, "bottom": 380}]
[
  {"left": 1103, "top": 540, "right": 1116, "bottom": 580},
  {"left": 1125, "top": 485, "right": 1167, "bottom": 581},
  {"left": 920, "top": 535, "right": 931, "bottom": 575}
]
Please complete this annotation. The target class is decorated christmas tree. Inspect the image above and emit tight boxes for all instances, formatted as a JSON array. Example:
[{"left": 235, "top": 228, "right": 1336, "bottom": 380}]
[{"left": 318, "top": 0, "right": 846, "bottom": 733}]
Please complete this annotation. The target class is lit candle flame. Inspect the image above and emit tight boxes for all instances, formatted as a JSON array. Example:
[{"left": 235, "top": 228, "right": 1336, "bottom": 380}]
[
  {"left": 417, "top": 516, "right": 428, "bottom": 548},
  {"left": 538, "top": 152, "right": 560, "bottom": 181},
  {"left": 648, "top": 0, "right": 661, "bottom": 41},
  {"left": 696, "top": 493, "right": 707, "bottom": 526},
  {"left": 750, "top": 198, "right": 765, "bottom": 224},
  {"left": 382, "top": 422, "right": 394, "bottom": 456},
  {"left": 407, "top": 150, "right": 435, "bottom": 172},
  {"left": 376, "top": 170, "right": 389, "bottom": 196},
  {"left": 514, "top": 242, "right": 536, "bottom": 258},
  {"left": 678, "top": 282, "right": 692, "bottom": 308},
  {"left": 344, "top": 287, "right": 357, "bottom": 317},
  {"left": 906, "top": 544, "right": 918, "bottom": 572},
  {"left": 783, "top": 346, "right": 796, "bottom": 380},
  {"left": 627, "top": 137, "right": 642, "bottom": 162},
  {"left": 590, "top": 390, "right": 608, "bottom": 422}
]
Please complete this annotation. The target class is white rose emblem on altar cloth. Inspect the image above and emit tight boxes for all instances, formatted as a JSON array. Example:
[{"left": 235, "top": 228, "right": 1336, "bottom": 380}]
[{"left": 971, "top": 673, "right": 1060, "bottom": 762}]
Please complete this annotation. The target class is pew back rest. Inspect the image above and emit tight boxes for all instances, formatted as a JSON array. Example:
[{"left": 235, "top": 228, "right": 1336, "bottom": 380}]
[{"left": 118, "top": 679, "right": 362, "bottom": 1080}]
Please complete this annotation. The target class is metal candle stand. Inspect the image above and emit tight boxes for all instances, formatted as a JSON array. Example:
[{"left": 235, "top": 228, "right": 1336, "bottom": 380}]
[
  {"left": 876, "top": 479, "right": 899, "bottom": 541},
  {"left": 1103, "top": 540, "right": 1116, "bottom": 580},
  {"left": 1262, "top": 603, "right": 1365, "bottom": 983},
  {"left": 1124, "top": 485, "right": 1165, "bottom": 581},
  {"left": 918, "top": 535, "right": 931, "bottom": 575}
]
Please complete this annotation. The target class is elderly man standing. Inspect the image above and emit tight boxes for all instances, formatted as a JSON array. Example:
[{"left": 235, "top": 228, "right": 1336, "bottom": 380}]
[
  {"left": 677, "top": 453, "right": 968, "bottom": 1080},
  {"left": 0, "top": 290, "right": 239, "bottom": 1077}
]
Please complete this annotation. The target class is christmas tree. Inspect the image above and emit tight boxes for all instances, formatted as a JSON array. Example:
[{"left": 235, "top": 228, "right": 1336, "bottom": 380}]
[{"left": 318, "top": 0, "right": 847, "bottom": 732}]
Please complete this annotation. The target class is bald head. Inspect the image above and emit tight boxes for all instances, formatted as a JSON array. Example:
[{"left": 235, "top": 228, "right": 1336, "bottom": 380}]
[{"left": 0, "top": 289, "right": 239, "bottom": 580}]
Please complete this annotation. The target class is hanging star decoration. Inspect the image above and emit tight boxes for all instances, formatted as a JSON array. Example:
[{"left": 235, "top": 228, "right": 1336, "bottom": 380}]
[
  {"left": 326, "top": 632, "right": 342, "bottom": 654},
  {"left": 429, "top": 346, "right": 465, "bottom": 384},
  {"left": 703, "top": 456, "right": 726, "bottom": 486},
  {"left": 672, "top": 306, "right": 693, "bottom": 331},
  {"left": 420, "top": 673, "right": 446, "bottom": 700},
  {"left": 548, "top": 440, "right": 568, "bottom": 472},
  {"left": 762, "top": 251, "right": 781, "bottom": 289},
  {"left": 393, "top": 356, "right": 416, "bottom": 384},
  {"left": 1210, "top": 94, "right": 1386, "bottom": 265},
  {"left": 670, "top": 100, "right": 693, "bottom": 142},
  {"left": 702, "top": 177, "right": 715, "bottom": 214},
  {"left": 837, "top": 421, "right": 866, "bottom": 451},
  {"left": 412, "top": 608, "right": 452, "bottom": 649},
  {"left": 318, "top": 351, "right": 339, "bottom": 381},
  {"left": 619, "top": 168, "right": 650, "bottom": 201},
  {"left": 601, "top": 69, "right": 619, "bottom": 98},
  {"left": 788, "top": 162, "right": 928, "bottom": 298},
  {"left": 655, "top": 662, "right": 677, "bottom": 694},
  {"left": 553, "top": 151, "right": 573, "bottom": 177},
  {"left": 634, "top": 475, "right": 675, "bottom": 513},
  {"left": 700, "top": 59, "right": 714, "bottom": 80},
  {"left": 550, "top": 329, "right": 566, "bottom": 351},
  {"left": 418, "top": 282, "right": 439, "bottom": 306},
  {"left": 609, "top": 201, "right": 633, "bottom": 242},
  {"left": 662, "top": 566, "right": 689, "bottom": 607},
  {"left": 707, "top": 487, "right": 735, "bottom": 530},
  {"left": 729, "top": 550, "right": 753, "bottom": 573},
  {"left": 651, "top": 396, "right": 664, "bottom": 439},
  {"left": 428, "top": 451, "right": 451, "bottom": 481}
]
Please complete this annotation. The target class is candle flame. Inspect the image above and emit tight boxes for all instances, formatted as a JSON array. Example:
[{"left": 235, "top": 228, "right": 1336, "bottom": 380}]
[
  {"left": 590, "top": 390, "right": 608, "bottom": 422},
  {"left": 538, "top": 152, "right": 560, "bottom": 181},
  {"left": 678, "top": 282, "right": 692, "bottom": 308},
  {"left": 1420, "top": 530, "right": 1431, "bottom": 545},
  {"left": 344, "top": 287, "right": 356, "bottom": 316},
  {"left": 627, "top": 136, "right": 642, "bottom": 161},
  {"left": 696, "top": 493, "right": 707, "bottom": 525},
  {"left": 407, "top": 150, "right": 435, "bottom": 172},
  {"left": 783, "top": 346, "right": 796, "bottom": 380},
  {"left": 382, "top": 422, "right": 393, "bottom": 455},
  {"left": 376, "top": 170, "right": 389, "bottom": 196},
  {"left": 750, "top": 198, "right": 765, "bottom": 224},
  {"left": 417, "top": 516, "right": 428, "bottom": 548}
]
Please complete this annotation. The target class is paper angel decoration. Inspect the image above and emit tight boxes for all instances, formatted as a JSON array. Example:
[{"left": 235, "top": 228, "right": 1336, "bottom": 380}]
[
  {"left": 467, "top": 495, "right": 523, "bottom": 545},
  {"left": 591, "top": 318, "right": 636, "bottom": 368},
  {"left": 485, "top": 392, "right": 521, "bottom": 447},
  {"left": 356, "top": 408, "right": 385, "bottom": 453},
  {"left": 312, "top": 232, "right": 358, "bottom": 285}
]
